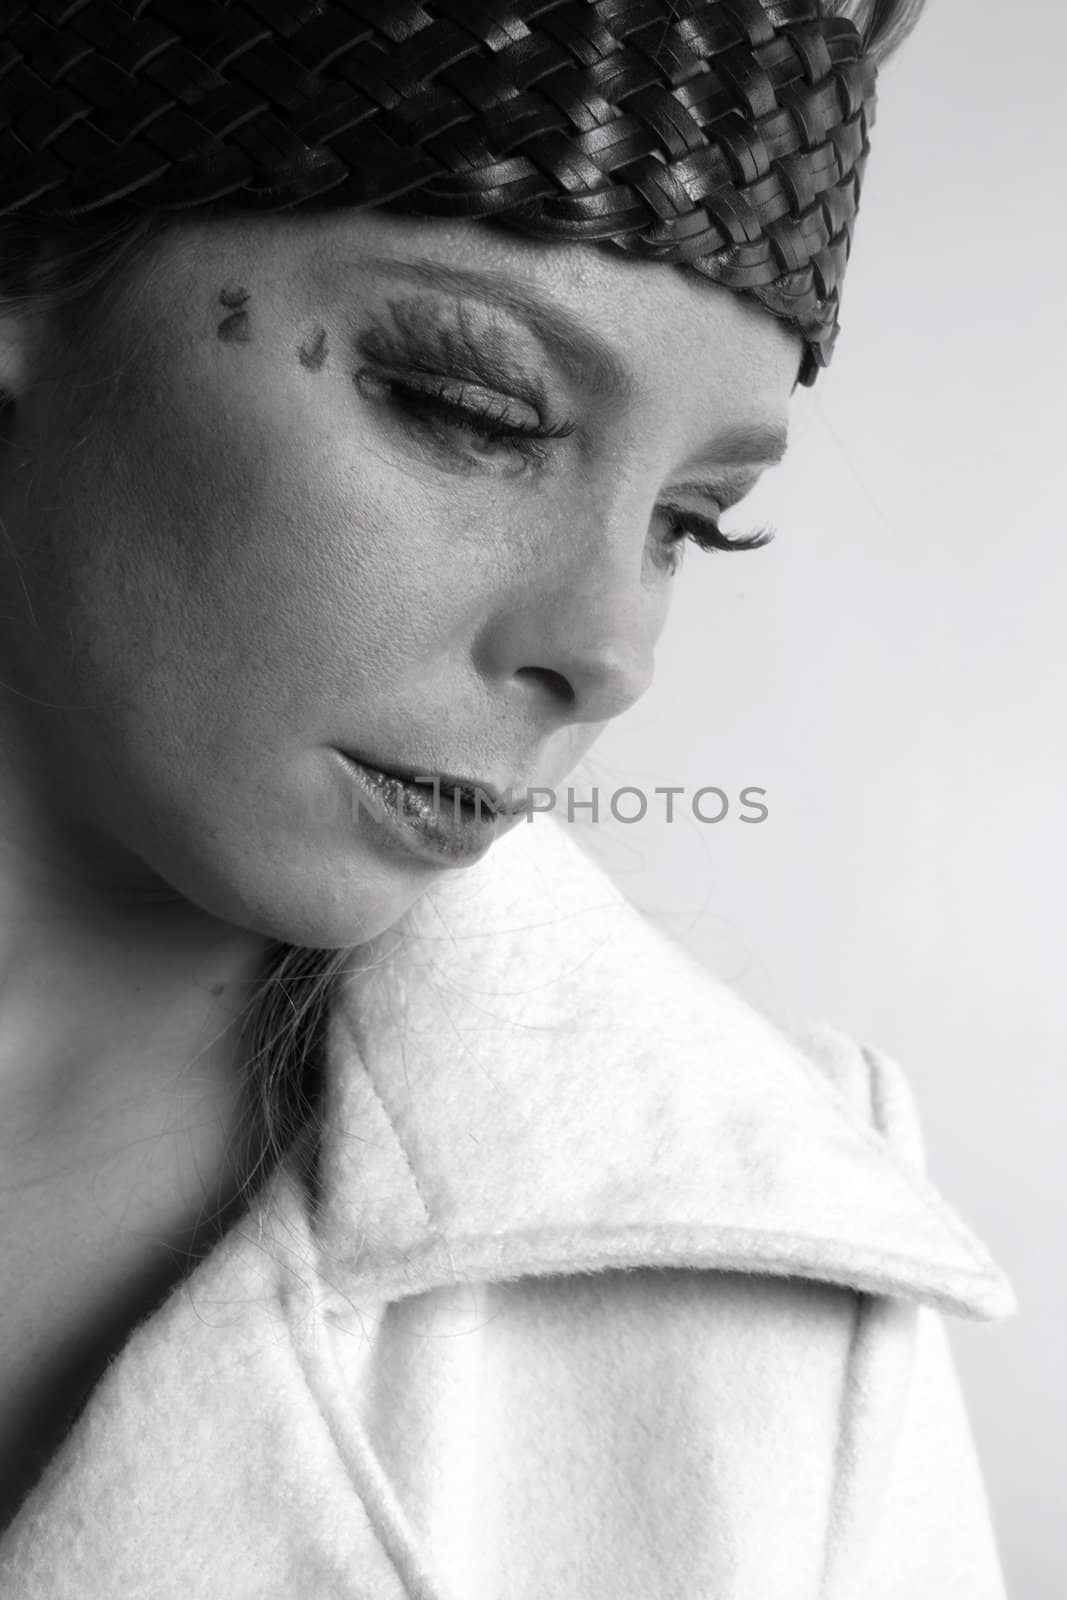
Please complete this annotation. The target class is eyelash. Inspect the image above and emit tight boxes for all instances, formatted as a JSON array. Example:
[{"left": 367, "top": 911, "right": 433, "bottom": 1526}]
[{"left": 377, "top": 376, "right": 774, "bottom": 573}]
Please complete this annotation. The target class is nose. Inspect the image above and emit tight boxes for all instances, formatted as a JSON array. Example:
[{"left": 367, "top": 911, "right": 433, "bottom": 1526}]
[{"left": 476, "top": 499, "right": 664, "bottom": 727}]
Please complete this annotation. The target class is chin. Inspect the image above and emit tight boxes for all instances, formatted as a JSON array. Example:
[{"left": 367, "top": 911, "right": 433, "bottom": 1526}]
[{"left": 202, "top": 838, "right": 446, "bottom": 949}]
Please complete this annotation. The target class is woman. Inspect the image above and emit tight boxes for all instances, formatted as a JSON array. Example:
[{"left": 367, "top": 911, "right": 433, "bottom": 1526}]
[{"left": 0, "top": 2, "right": 1015, "bottom": 1595}]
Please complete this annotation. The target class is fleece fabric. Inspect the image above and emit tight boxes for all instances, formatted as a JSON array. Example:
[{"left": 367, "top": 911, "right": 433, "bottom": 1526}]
[{"left": 0, "top": 814, "right": 1016, "bottom": 1599}]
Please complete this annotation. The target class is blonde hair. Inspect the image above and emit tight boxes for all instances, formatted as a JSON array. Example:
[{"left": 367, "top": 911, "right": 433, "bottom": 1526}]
[{"left": 830, "top": 0, "right": 927, "bottom": 62}]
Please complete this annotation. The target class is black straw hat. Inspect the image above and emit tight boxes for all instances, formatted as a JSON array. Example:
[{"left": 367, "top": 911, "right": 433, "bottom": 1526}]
[{"left": 0, "top": 1, "right": 879, "bottom": 384}]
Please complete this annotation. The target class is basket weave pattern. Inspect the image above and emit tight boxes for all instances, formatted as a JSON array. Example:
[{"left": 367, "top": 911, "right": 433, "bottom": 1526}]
[{"left": 0, "top": 1, "right": 879, "bottom": 382}]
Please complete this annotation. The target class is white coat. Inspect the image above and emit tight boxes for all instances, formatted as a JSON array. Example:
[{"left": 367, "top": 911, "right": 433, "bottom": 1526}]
[{"left": 0, "top": 814, "right": 1016, "bottom": 1598}]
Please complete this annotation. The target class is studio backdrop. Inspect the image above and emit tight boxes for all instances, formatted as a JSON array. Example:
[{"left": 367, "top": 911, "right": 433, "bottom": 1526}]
[{"left": 573, "top": 2, "right": 1063, "bottom": 1594}]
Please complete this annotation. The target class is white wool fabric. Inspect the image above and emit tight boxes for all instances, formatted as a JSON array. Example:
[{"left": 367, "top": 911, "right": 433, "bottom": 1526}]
[{"left": 0, "top": 816, "right": 1015, "bottom": 1598}]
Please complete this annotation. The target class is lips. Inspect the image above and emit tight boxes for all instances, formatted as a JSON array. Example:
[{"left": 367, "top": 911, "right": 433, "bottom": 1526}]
[
  {"left": 334, "top": 750, "right": 530, "bottom": 868},
  {"left": 352, "top": 757, "right": 533, "bottom": 818}
]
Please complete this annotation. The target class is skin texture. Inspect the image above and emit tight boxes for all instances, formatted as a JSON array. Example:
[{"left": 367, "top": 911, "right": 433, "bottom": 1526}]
[
  {"left": 0, "top": 207, "right": 800, "bottom": 1520},
  {"left": 0, "top": 205, "right": 799, "bottom": 1194}
]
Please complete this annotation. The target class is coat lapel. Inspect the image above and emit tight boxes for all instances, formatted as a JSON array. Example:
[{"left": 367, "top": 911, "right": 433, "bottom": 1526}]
[
  {"left": 315, "top": 815, "right": 1015, "bottom": 1323},
  {"left": 0, "top": 813, "right": 1014, "bottom": 1598}
]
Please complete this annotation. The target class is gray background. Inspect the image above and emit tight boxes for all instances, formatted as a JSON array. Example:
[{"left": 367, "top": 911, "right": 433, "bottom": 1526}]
[{"left": 572, "top": 2, "right": 1062, "bottom": 1592}]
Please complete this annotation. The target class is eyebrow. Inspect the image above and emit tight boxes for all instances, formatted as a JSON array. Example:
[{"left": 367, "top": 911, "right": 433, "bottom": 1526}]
[{"left": 355, "top": 254, "right": 790, "bottom": 468}]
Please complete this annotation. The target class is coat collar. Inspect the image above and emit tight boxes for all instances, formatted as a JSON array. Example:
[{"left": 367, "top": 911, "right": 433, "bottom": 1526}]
[{"left": 315, "top": 816, "right": 1016, "bottom": 1323}]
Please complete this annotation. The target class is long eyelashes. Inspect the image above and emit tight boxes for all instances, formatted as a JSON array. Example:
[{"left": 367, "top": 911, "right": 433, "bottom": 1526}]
[
  {"left": 365, "top": 373, "right": 575, "bottom": 464},
  {"left": 376, "top": 379, "right": 769, "bottom": 566},
  {"left": 670, "top": 515, "right": 775, "bottom": 554},
  {"left": 213, "top": 299, "right": 769, "bottom": 571}
]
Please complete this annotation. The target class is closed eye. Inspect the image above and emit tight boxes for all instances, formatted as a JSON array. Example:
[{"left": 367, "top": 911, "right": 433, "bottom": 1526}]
[
  {"left": 360, "top": 367, "right": 776, "bottom": 574},
  {"left": 661, "top": 509, "right": 775, "bottom": 554},
  {"left": 653, "top": 472, "right": 775, "bottom": 573}
]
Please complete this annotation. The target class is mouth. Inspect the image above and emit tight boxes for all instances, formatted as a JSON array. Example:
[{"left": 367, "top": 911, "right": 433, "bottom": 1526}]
[
  {"left": 333, "top": 750, "right": 533, "bottom": 867},
  {"left": 347, "top": 755, "right": 534, "bottom": 818}
]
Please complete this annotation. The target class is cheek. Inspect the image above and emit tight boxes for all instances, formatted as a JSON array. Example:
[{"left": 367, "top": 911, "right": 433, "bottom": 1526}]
[
  {"left": 14, "top": 353, "right": 477, "bottom": 770},
  {"left": 0, "top": 350, "right": 505, "bottom": 939}
]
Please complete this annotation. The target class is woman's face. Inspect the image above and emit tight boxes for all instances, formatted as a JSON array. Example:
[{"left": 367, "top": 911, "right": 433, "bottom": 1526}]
[{"left": 0, "top": 208, "right": 799, "bottom": 947}]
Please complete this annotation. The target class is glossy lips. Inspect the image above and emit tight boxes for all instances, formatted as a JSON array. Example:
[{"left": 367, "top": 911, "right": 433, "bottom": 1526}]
[{"left": 337, "top": 752, "right": 530, "bottom": 865}]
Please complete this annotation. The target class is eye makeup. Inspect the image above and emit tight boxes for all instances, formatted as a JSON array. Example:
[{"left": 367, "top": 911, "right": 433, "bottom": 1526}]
[
  {"left": 353, "top": 293, "right": 566, "bottom": 430},
  {"left": 351, "top": 291, "right": 773, "bottom": 571}
]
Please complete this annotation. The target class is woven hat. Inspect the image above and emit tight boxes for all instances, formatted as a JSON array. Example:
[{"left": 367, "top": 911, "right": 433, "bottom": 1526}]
[{"left": 0, "top": 1, "right": 879, "bottom": 385}]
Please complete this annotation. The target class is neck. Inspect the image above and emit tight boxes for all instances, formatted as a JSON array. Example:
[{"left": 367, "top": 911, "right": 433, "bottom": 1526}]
[{"left": 0, "top": 765, "right": 275, "bottom": 1215}]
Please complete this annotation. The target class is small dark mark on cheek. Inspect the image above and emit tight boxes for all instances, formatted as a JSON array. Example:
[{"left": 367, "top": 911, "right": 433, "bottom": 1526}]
[
  {"left": 217, "top": 310, "right": 251, "bottom": 342},
  {"left": 298, "top": 325, "right": 328, "bottom": 370},
  {"left": 217, "top": 283, "right": 251, "bottom": 343}
]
